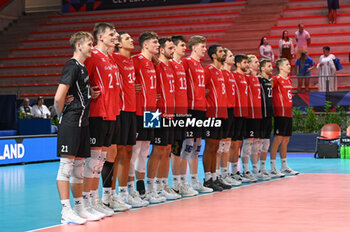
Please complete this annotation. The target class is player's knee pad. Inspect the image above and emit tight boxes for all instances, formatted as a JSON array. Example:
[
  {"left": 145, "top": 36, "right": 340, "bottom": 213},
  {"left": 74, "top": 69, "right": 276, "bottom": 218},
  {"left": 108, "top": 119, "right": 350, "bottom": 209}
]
[
  {"left": 95, "top": 151, "right": 107, "bottom": 178},
  {"left": 135, "top": 141, "right": 150, "bottom": 173},
  {"left": 192, "top": 138, "right": 202, "bottom": 158},
  {"left": 57, "top": 157, "right": 74, "bottom": 181},
  {"left": 251, "top": 139, "right": 261, "bottom": 156},
  {"left": 129, "top": 142, "right": 141, "bottom": 176},
  {"left": 262, "top": 139, "right": 270, "bottom": 153},
  {"left": 84, "top": 150, "right": 101, "bottom": 178},
  {"left": 241, "top": 139, "right": 253, "bottom": 158},
  {"left": 70, "top": 159, "right": 85, "bottom": 184},
  {"left": 180, "top": 138, "right": 194, "bottom": 160},
  {"left": 217, "top": 141, "right": 225, "bottom": 154},
  {"left": 223, "top": 140, "right": 231, "bottom": 153}
]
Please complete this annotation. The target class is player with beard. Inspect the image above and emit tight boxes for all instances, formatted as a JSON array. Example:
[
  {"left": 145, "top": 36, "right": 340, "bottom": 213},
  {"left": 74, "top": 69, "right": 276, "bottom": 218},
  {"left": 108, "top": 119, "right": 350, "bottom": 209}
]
[
  {"left": 182, "top": 36, "right": 213, "bottom": 193},
  {"left": 270, "top": 58, "right": 299, "bottom": 177}
]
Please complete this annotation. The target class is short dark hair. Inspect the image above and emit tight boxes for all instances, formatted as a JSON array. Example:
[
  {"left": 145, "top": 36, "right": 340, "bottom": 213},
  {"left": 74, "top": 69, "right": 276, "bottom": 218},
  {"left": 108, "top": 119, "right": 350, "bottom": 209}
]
[
  {"left": 114, "top": 31, "right": 129, "bottom": 52},
  {"left": 259, "top": 59, "right": 271, "bottom": 72},
  {"left": 207, "top": 44, "right": 222, "bottom": 61},
  {"left": 93, "top": 22, "right": 114, "bottom": 41},
  {"left": 171, "top": 35, "right": 186, "bottom": 46},
  {"left": 323, "top": 46, "right": 330, "bottom": 51},
  {"left": 276, "top": 58, "right": 288, "bottom": 72},
  {"left": 158, "top": 37, "right": 172, "bottom": 49},
  {"left": 138, "top": 32, "right": 158, "bottom": 49},
  {"left": 234, "top": 54, "right": 248, "bottom": 67}
]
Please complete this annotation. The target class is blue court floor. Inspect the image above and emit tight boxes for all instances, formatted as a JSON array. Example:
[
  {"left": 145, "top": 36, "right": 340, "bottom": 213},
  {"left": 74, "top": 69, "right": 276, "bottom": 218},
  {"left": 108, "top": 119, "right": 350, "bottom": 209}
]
[{"left": 1, "top": 153, "right": 350, "bottom": 232}]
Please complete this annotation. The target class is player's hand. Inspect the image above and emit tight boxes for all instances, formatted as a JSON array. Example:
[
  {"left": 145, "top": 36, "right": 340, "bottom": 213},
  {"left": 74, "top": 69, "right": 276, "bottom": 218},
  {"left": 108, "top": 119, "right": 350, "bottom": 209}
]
[
  {"left": 91, "top": 86, "right": 101, "bottom": 99},
  {"left": 135, "top": 83, "right": 141, "bottom": 93},
  {"left": 65, "top": 95, "right": 74, "bottom": 105}
]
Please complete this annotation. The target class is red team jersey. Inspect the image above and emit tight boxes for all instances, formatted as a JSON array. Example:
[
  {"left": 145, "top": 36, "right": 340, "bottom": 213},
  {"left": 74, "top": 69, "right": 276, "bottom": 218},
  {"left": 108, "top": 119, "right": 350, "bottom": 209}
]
[
  {"left": 222, "top": 69, "right": 236, "bottom": 109},
  {"left": 133, "top": 53, "right": 157, "bottom": 116},
  {"left": 204, "top": 64, "right": 228, "bottom": 119},
  {"left": 272, "top": 75, "right": 293, "bottom": 118},
  {"left": 85, "top": 48, "right": 120, "bottom": 120},
  {"left": 156, "top": 61, "right": 175, "bottom": 118},
  {"left": 111, "top": 53, "right": 136, "bottom": 112},
  {"left": 232, "top": 71, "right": 248, "bottom": 117},
  {"left": 246, "top": 74, "right": 262, "bottom": 119},
  {"left": 169, "top": 59, "right": 188, "bottom": 115},
  {"left": 182, "top": 57, "right": 206, "bottom": 111}
]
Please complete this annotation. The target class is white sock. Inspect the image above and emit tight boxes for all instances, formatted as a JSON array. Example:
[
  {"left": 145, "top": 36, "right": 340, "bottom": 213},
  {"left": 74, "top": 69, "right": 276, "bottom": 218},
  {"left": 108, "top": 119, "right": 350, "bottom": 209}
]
[
  {"left": 161, "top": 178, "right": 168, "bottom": 187},
  {"left": 102, "top": 187, "right": 111, "bottom": 201},
  {"left": 73, "top": 197, "right": 83, "bottom": 210},
  {"left": 216, "top": 169, "right": 220, "bottom": 178},
  {"left": 89, "top": 191, "right": 96, "bottom": 206},
  {"left": 180, "top": 174, "right": 187, "bottom": 184},
  {"left": 260, "top": 160, "right": 266, "bottom": 171},
  {"left": 230, "top": 162, "right": 238, "bottom": 174},
  {"left": 82, "top": 192, "right": 90, "bottom": 207},
  {"left": 61, "top": 199, "right": 71, "bottom": 210},
  {"left": 190, "top": 174, "right": 198, "bottom": 184},
  {"left": 204, "top": 172, "right": 211, "bottom": 181},
  {"left": 270, "top": 159, "right": 276, "bottom": 169},
  {"left": 93, "top": 190, "right": 99, "bottom": 200},
  {"left": 119, "top": 186, "right": 128, "bottom": 196},
  {"left": 147, "top": 178, "right": 154, "bottom": 191},
  {"left": 221, "top": 167, "right": 228, "bottom": 178},
  {"left": 155, "top": 178, "right": 162, "bottom": 191},
  {"left": 127, "top": 181, "right": 134, "bottom": 193},
  {"left": 173, "top": 175, "right": 180, "bottom": 187},
  {"left": 243, "top": 162, "right": 249, "bottom": 173},
  {"left": 212, "top": 172, "right": 217, "bottom": 180},
  {"left": 252, "top": 164, "right": 259, "bottom": 174},
  {"left": 281, "top": 158, "right": 288, "bottom": 169},
  {"left": 112, "top": 189, "right": 118, "bottom": 198}
]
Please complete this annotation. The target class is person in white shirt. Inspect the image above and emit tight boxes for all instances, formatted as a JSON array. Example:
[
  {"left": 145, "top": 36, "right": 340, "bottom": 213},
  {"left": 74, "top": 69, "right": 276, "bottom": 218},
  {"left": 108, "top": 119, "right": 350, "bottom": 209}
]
[
  {"left": 278, "top": 30, "right": 295, "bottom": 65},
  {"left": 259, "top": 36, "right": 274, "bottom": 63},
  {"left": 31, "top": 96, "right": 51, "bottom": 118},
  {"left": 316, "top": 46, "right": 337, "bottom": 92},
  {"left": 295, "top": 24, "right": 311, "bottom": 59}
]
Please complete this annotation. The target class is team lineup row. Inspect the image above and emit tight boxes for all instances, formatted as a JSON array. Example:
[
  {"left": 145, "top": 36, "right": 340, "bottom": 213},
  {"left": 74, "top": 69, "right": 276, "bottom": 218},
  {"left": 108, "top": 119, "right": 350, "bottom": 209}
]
[{"left": 53, "top": 22, "right": 298, "bottom": 225}]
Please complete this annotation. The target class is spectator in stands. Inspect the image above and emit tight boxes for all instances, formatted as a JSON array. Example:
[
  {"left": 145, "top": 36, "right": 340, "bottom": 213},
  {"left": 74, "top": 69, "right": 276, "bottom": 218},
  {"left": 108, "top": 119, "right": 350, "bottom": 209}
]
[
  {"left": 259, "top": 37, "right": 274, "bottom": 63},
  {"left": 317, "top": 46, "right": 337, "bottom": 92},
  {"left": 328, "top": 0, "right": 339, "bottom": 24},
  {"left": 296, "top": 52, "right": 314, "bottom": 92},
  {"left": 19, "top": 98, "right": 32, "bottom": 117},
  {"left": 31, "top": 96, "right": 51, "bottom": 118},
  {"left": 295, "top": 24, "right": 311, "bottom": 59},
  {"left": 278, "top": 30, "right": 294, "bottom": 65}
]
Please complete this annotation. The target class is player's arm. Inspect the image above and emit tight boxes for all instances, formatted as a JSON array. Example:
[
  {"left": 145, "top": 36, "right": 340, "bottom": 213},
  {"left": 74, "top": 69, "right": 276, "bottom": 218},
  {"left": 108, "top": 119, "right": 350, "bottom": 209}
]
[{"left": 54, "top": 84, "right": 70, "bottom": 117}]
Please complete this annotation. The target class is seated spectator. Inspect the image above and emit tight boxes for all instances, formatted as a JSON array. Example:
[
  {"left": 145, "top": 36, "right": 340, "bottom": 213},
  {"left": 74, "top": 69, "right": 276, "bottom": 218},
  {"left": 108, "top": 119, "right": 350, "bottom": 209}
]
[
  {"left": 296, "top": 52, "right": 314, "bottom": 92},
  {"left": 259, "top": 36, "right": 274, "bottom": 63},
  {"left": 316, "top": 46, "right": 337, "bottom": 92},
  {"left": 278, "top": 30, "right": 294, "bottom": 65},
  {"left": 19, "top": 98, "right": 33, "bottom": 117},
  {"left": 31, "top": 96, "right": 51, "bottom": 118}
]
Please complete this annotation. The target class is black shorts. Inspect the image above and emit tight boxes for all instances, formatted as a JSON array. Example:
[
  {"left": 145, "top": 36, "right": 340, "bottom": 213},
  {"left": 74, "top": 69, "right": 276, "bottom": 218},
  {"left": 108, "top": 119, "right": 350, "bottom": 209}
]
[
  {"left": 152, "top": 125, "right": 174, "bottom": 146},
  {"left": 186, "top": 110, "right": 206, "bottom": 139},
  {"left": 111, "top": 116, "right": 120, "bottom": 145},
  {"left": 274, "top": 117, "right": 292, "bottom": 136},
  {"left": 205, "top": 118, "right": 224, "bottom": 140},
  {"left": 89, "top": 117, "right": 115, "bottom": 147},
  {"left": 117, "top": 111, "right": 137, "bottom": 146},
  {"left": 232, "top": 117, "right": 246, "bottom": 141},
  {"left": 57, "top": 124, "right": 90, "bottom": 158},
  {"left": 245, "top": 118, "right": 261, "bottom": 138},
  {"left": 223, "top": 108, "right": 235, "bottom": 139},
  {"left": 260, "top": 117, "right": 272, "bottom": 139},
  {"left": 136, "top": 115, "right": 154, "bottom": 141}
]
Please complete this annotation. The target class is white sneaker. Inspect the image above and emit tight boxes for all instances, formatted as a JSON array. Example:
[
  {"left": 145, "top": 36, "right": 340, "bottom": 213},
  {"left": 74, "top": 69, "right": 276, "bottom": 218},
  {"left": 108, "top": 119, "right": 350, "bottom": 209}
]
[
  {"left": 102, "top": 196, "right": 131, "bottom": 212},
  {"left": 281, "top": 167, "right": 299, "bottom": 176},
  {"left": 121, "top": 193, "right": 149, "bottom": 208},
  {"left": 159, "top": 187, "right": 181, "bottom": 200},
  {"left": 269, "top": 167, "right": 286, "bottom": 178},
  {"left": 145, "top": 191, "right": 166, "bottom": 204},
  {"left": 223, "top": 175, "right": 242, "bottom": 186},
  {"left": 93, "top": 200, "right": 114, "bottom": 216},
  {"left": 253, "top": 170, "right": 271, "bottom": 181},
  {"left": 191, "top": 180, "right": 213, "bottom": 193},
  {"left": 243, "top": 171, "right": 258, "bottom": 182},
  {"left": 61, "top": 208, "right": 87, "bottom": 225},
  {"left": 178, "top": 183, "right": 198, "bottom": 197},
  {"left": 232, "top": 172, "right": 250, "bottom": 183},
  {"left": 75, "top": 207, "right": 101, "bottom": 221}
]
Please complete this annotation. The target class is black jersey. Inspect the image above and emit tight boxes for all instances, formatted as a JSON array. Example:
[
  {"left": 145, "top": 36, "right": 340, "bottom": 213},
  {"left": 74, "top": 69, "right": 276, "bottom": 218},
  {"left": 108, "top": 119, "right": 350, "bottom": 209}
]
[
  {"left": 259, "top": 76, "right": 273, "bottom": 118},
  {"left": 59, "top": 58, "right": 91, "bottom": 127}
]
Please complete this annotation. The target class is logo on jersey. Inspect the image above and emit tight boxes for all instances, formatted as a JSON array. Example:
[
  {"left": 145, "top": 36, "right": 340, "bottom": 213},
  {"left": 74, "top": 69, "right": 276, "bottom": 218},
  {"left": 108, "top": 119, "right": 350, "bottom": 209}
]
[{"left": 143, "top": 110, "right": 161, "bottom": 128}]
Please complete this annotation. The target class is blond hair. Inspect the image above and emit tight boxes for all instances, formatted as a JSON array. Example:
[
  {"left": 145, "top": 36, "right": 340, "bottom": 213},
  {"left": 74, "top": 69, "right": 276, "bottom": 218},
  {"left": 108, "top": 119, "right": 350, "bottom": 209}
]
[
  {"left": 188, "top": 35, "right": 206, "bottom": 51},
  {"left": 69, "top": 31, "right": 93, "bottom": 51},
  {"left": 247, "top": 54, "right": 257, "bottom": 63}
]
